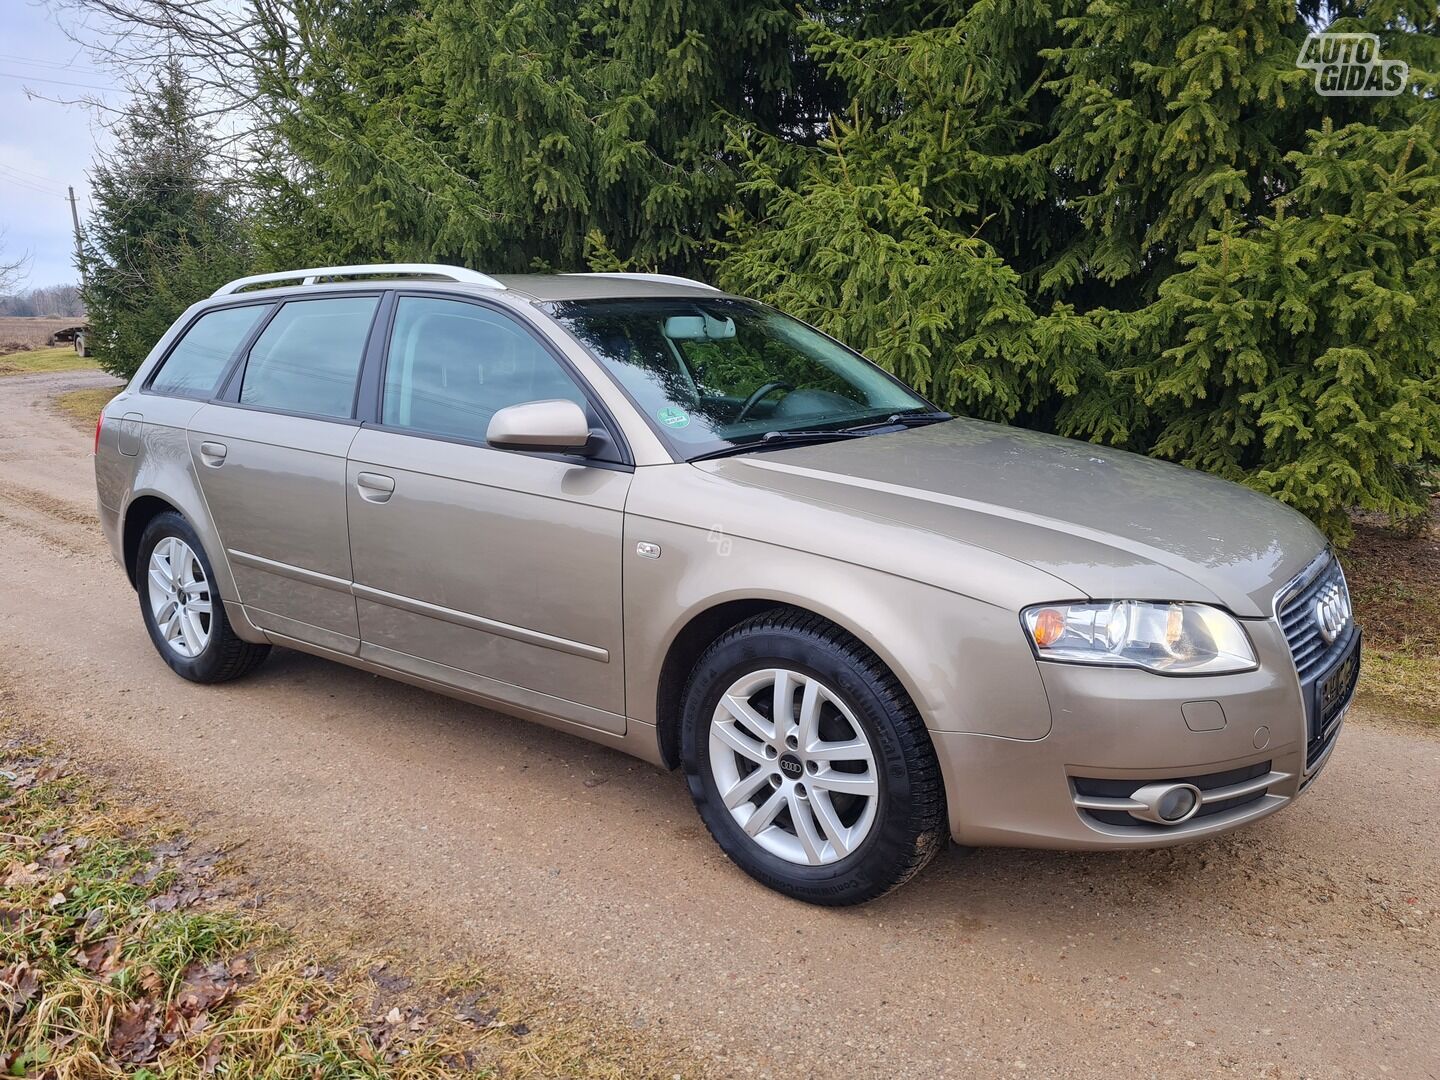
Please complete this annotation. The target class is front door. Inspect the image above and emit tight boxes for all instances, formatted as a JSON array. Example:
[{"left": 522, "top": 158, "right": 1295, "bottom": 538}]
[
  {"left": 346, "top": 295, "right": 630, "bottom": 732},
  {"left": 188, "top": 294, "right": 381, "bottom": 653}
]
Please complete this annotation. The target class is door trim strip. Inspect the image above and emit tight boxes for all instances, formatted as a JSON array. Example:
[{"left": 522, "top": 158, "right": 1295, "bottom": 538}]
[
  {"left": 228, "top": 549, "right": 610, "bottom": 663},
  {"left": 352, "top": 583, "right": 610, "bottom": 663},
  {"left": 227, "top": 549, "right": 353, "bottom": 593}
]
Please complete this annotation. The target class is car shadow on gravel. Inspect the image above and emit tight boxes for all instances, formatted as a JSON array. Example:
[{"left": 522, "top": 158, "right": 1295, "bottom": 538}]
[
  {"left": 877, "top": 795, "right": 1434, "bottom": 961},
  {"left": 240, "top": 648, "right": 1435, "bottom": 965}
]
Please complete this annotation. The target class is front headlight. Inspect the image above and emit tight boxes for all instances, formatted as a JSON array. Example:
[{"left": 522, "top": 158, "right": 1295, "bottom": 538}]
[{"left": 1020, "top": 600, "right": 1257, "bottom": 675}]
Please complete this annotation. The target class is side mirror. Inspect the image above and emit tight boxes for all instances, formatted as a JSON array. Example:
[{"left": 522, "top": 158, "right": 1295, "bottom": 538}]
[{"left": 486, "top": 399, "right": 593, "bottom": 454}]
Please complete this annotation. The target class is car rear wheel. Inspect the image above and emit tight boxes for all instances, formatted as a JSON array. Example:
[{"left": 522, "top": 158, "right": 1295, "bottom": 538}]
[
  {"left": 137, "top": 511, "right": 269, "bottom": 683},
  {"left": 680, "top": 608, "right": 947, "bottom": 904}
]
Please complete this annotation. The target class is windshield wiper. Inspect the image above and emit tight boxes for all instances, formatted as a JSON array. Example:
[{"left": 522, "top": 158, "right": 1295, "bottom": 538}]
[
  {"left": 842, "top": 410, "right": 952, "bottom": 432},
  {"left": 688, "top": 428, "right": 874, "bottom": 462},
  {"left": 761, "top": 428, "right": 875, "bottom": 444},
  {"left": 688, "top": 411, "right": 952, "bottom": 462}
]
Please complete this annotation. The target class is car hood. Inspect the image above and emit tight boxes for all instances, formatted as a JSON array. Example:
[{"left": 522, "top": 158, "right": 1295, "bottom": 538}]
[{"left": 696, "top": 418, "right": 1326, "bottom": 617}]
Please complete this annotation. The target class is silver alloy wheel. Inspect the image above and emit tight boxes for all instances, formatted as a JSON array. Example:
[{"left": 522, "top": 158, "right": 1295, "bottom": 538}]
[
  {"left": 708, "top": 667, "right": 879, "bottom": 866},
  {"left": 146, "top": 536, "right": 213, "bottom": 659}
]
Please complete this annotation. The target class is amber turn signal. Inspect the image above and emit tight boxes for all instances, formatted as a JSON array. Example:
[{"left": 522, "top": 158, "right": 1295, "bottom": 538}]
[{"left": 1031, "top": 608, "right": 1066, "bottom": 648}]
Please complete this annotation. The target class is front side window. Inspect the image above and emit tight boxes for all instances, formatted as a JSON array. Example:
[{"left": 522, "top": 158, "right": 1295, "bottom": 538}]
[
  {"left": 381, "top": 296, "right": 586, "bottom": 442},
  {"left": 544, "top": 298, "right": 935, "bottom": 458},
  {"left": 150, "top": 304, "right": 270, "bottom": 398},
  {"left": 238, "top": 296, "right": 379, "bottom": 418}
]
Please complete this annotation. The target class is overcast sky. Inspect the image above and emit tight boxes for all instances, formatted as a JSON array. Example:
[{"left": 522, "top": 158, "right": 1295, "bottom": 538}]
[{"left": 0, "top": 1, "right": 122, "bottom": 288}]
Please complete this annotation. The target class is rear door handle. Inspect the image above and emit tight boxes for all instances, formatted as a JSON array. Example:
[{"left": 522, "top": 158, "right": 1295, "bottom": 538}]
[
  {"left": 199, "top": 441, "right": 227, "bottom": 467},
  {"left": 355, "top": 471, "right": 396, "bottom": 503}
]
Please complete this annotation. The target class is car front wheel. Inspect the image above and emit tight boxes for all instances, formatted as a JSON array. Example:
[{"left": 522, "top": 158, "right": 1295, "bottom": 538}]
[{"left": 681, "top": 608, "right": 947, "bottom": 904}]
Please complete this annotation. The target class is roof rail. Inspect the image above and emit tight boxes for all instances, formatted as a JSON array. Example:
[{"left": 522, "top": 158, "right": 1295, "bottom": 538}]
[
  {"left": 565, "top": 272, "right": 720, "bottom": 292},
  {"left": 212, "top": 263, "right": 507, "bottom": 297}
]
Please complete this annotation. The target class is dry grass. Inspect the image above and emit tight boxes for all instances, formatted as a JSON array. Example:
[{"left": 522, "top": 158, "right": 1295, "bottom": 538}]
[
  {"left": 1359, "top": 651, "right": 1438, "bottom": 717},
  {"left": 0, "top": 742, "right": 700, "bottom": 1079},
  {"left": 1345, "top": 499, "right": 1439, "bottom": 726},
  {"left": 53, "top": 386, "right": 122, "bottom": 430},
  {"left": 0, "top": 316, "right": 77, "bottom": 352},
  {"left": 0, "top": 346, "right": 95, "bottom": 377}
]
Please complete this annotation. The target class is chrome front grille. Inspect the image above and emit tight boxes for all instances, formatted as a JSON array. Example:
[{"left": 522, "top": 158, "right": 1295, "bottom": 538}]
[{"left": 1277, "top": 555, "right": 1355, "bottom": 682}]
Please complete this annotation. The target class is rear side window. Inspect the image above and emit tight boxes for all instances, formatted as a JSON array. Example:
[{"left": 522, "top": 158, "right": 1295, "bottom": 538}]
[
  {"left": 238, "top": 296, "right": 379, "bottom": 418},
  {"left": 150, "top": 305, "right": 269, "bottom": 398},
  {"left": 381, "top": 296, "right": 586, "bottom": 441}
]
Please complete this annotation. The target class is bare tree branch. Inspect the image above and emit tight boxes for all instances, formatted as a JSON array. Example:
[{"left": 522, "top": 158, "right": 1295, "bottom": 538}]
[
  {"left": 52, "top": 0, "right": 301, "bottom": 171},
  {"left": 0, "top": 235, "right": 31, "bottom": 295}
]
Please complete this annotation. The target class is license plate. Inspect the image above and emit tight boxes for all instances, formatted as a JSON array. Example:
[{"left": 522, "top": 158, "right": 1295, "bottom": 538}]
[{"left": 1318, "top": 632, "right": 1361, "bottom": 726}]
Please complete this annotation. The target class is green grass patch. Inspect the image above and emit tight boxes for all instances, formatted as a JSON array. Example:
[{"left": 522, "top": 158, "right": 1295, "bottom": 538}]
[
  {"left": 0, "top": 346, "right": 96, "bottom": 376},
  {"left": 53, "top": 386, "right": 122, "bottom": 429},
  {"left": 1357, "top": 649, "right": 1440, "bottom": 723},
  {"left": 0, "top": 744, "right": 694, "bottom": 1078}
]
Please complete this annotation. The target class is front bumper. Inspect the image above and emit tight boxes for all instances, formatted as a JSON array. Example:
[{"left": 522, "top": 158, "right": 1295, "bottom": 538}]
[{"left": 935, "top": 616, "right": 1356, "bottom": 849}]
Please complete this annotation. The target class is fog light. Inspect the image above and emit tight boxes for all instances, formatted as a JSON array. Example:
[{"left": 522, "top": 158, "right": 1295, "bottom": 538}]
[
  {"left": 1127, "top": 782, "right": 1204, "bottom": 825},
  {"left": 1156, "top": 786, "right": 1198, "bottom": 822}
]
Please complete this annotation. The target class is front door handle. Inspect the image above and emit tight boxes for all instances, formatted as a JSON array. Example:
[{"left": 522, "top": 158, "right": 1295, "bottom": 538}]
[
  {"left": 199, "top": 441, "right": 227, "bottom": 467},
  {"left": 355, "top": 471, "right": 396, "bottom": 503}
]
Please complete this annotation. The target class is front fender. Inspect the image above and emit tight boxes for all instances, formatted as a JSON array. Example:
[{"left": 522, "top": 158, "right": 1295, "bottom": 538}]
[{"left": 623, "top": 467, "right": 1057, "bottom": 741}]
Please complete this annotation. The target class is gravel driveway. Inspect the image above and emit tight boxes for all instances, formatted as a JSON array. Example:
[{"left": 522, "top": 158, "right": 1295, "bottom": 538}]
[{"left": 1, "top": 369, "right": 1436, "bottom": 1078}]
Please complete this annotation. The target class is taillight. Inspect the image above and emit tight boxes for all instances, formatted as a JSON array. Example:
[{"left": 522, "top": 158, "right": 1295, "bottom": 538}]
[{"left": 93, "top": 413, "right": 103, "bottom": 455}]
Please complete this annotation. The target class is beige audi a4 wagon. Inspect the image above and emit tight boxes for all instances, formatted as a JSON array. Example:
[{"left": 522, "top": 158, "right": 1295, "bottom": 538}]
[{"left": 94, "top": 263, "right": 1360, "bottom": 904}]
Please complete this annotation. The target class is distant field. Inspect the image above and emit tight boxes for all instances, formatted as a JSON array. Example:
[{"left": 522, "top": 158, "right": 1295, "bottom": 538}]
[
  {"left": 0, "top": 345, "right": 96, "bottom": 376},
  {"left": 0, "top": 315, "right": 78, "bottom": 351}
]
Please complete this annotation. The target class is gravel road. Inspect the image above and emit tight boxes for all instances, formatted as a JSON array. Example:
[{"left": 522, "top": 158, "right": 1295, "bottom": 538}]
[{"left": 1, "top": 369, "right": 1436, "bottom": 1078}]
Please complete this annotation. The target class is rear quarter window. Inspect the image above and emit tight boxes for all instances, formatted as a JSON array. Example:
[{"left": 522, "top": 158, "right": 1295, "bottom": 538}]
[
  {"left": 149, "top": 305, "right": 270, "bottom": 398},
  {"left": 238, "top": 296, "right": 379, "bottom": 419}
]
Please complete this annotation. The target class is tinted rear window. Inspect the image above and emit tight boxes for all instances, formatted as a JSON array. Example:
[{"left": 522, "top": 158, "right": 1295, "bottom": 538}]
[
  {"left": 150, "top": 305, "right": 269, "bottom": 398},
  {"left": 238, "top": 296, "right": 379, "bottom": 418}
]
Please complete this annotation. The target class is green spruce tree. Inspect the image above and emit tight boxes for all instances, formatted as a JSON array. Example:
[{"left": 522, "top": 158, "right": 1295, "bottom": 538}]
[
  {"left": 243, "top": 0, "right": 1437, "bottom": 535},
  {"left": 716, "top": 1, "right": 1439, "bottom": 537},
  {"left": 83, "top": 58, "right": 250, "bottom": 378},
  {"left": 249, "top": 0, "right": 863, "bottom": 274}
]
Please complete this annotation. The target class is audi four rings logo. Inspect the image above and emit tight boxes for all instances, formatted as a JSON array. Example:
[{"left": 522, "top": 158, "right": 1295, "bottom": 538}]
[{"left": 1314, "top": 582, "right": 1352, "bottom": 644}]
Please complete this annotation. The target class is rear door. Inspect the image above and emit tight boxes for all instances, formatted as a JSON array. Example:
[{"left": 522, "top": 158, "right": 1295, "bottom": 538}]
[
  {"left": 345, "top": 294, "right": 631, "bottom": 731},
  {"left": 187, "top": 293, "right": 382, "bottom": 654}
]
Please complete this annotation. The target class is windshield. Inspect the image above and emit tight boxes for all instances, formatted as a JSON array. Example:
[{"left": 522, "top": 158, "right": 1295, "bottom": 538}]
[{"left": 543, "top": 298, "right": 938, "bottom": 458}]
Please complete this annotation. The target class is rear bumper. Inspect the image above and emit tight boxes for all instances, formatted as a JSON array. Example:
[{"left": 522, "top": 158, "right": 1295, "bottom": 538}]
[{"left": 934, "top": 618, "right": 1352, "bottom": 849}]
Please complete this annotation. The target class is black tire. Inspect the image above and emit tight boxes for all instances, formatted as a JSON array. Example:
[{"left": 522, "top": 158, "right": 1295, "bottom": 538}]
[
  {"left": 136, "top": 511, "right": 270, "bottom": 683},
  {"left": 680, "top": 608, "right": 947, "bottom": 905}
]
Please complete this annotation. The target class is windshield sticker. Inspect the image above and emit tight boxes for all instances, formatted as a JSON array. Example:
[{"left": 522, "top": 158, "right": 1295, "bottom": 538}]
[{"left": 657, "top": 406, "right": 690, "bottom": 429}]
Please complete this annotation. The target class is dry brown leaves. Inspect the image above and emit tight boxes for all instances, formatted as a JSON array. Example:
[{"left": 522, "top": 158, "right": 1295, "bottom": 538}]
[
  {"left": 0, "top": 960, "right": 41, "bottom": 1017},
  {"left": 105, "top": 957, "right": 255, "bottom": 1066}
]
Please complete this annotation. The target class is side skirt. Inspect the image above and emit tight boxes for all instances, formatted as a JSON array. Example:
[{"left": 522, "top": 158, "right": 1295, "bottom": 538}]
[{"left": 258, "top": 627, "right": 667, "bottom": 769}]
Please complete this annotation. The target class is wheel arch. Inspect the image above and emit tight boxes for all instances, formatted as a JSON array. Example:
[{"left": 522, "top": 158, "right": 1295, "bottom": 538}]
[
  {"left": 121, "top": 485, "right": 267, "bottom": 645},
  {"left": 655, "top": 599, "right": 778, "bottom": 768},
  {"left": 653, "top": 597, "right": 927, "bottom": 771},
  {"left": 121, "top": 494, "right": 183, "bottom": 587}
]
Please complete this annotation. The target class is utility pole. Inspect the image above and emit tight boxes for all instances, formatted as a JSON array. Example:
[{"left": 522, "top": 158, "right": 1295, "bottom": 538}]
[{"left": 67, "top": 185, "right": 85, "bottom": 283}]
